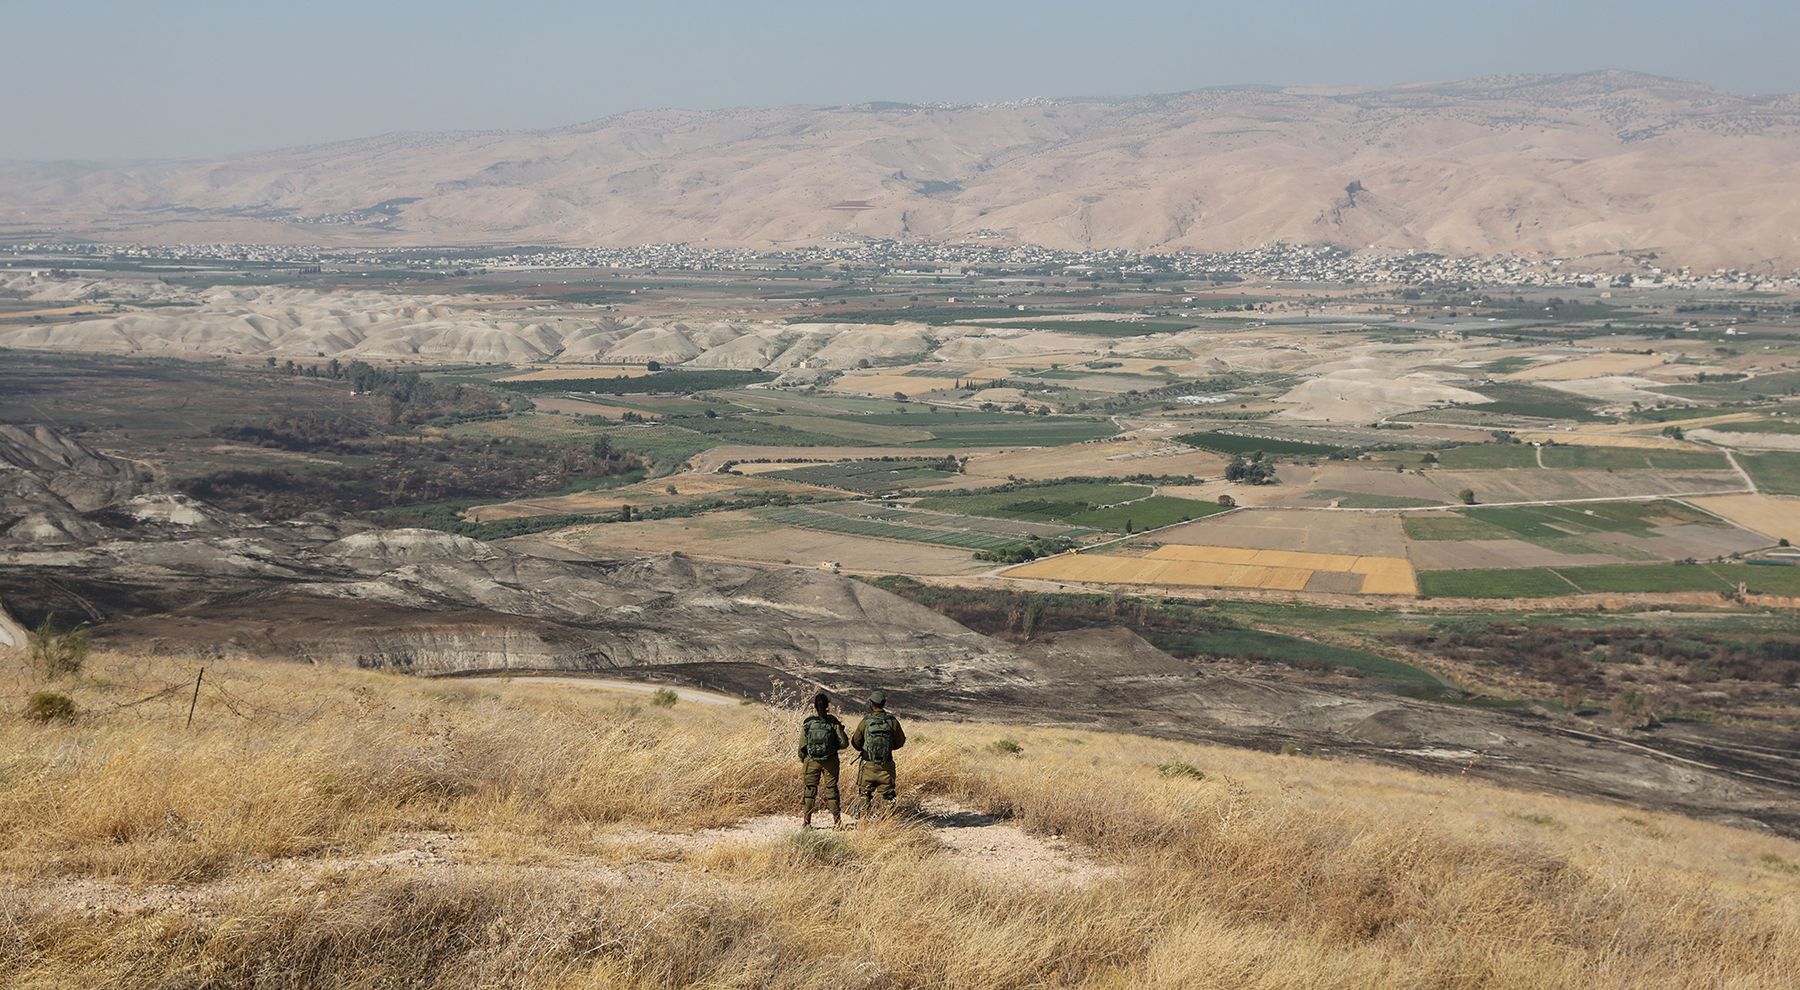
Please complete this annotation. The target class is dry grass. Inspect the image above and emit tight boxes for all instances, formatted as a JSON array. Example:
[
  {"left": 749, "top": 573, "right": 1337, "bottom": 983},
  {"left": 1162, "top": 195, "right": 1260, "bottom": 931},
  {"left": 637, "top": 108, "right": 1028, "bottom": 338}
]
[{"left": 2, "top": 652, "right": 1796, "bottom": 989}]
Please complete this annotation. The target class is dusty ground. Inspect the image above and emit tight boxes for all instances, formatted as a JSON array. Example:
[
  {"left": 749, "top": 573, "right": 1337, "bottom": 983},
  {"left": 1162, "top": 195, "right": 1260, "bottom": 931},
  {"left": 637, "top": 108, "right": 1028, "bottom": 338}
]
[
  {"left": 963, "top": 437, "right": 1227, "bottom": 481},
  {"left": 1507, "top": 352, "right": 1669, "bottom": 381},
  {"left": 1152, "top": 509, "right": 1412, "bottom": 556}
]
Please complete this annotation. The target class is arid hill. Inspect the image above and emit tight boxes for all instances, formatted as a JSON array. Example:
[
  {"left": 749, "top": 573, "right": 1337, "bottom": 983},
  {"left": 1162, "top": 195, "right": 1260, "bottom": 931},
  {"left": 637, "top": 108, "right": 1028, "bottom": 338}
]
[{"left": 5, "top": 71, "right": 1800, "bottom": 269}]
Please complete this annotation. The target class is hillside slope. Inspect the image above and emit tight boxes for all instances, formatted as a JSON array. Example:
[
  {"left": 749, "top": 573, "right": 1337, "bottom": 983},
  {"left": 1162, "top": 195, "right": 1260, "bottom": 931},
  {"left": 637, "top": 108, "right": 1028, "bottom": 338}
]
[
  {"left": 1, "top": 654, "right": 1795, "bottom": 989},
  {"left": 6, "top": 71, "right": 1800, "bottom": 268}
]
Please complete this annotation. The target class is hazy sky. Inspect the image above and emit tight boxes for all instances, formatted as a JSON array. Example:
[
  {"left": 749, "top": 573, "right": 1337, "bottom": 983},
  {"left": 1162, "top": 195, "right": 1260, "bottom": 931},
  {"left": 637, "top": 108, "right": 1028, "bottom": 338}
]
[{"left": 4, "top": 0, "right": 1796, "bottom": 161}]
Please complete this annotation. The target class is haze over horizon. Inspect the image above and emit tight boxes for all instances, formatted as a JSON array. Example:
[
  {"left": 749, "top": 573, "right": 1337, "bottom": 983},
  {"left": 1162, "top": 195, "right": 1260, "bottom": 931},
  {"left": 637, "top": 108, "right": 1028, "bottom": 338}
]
[{"left": 4, "top": 0, "right": 1799, "bottom": 161}]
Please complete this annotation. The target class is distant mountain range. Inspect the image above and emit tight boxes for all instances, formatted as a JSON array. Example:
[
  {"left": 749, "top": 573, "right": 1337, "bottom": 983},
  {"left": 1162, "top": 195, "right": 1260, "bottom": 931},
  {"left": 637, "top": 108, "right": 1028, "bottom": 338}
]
[{"left": 6, "top": 70, "right": 1799, "bottom": 268}]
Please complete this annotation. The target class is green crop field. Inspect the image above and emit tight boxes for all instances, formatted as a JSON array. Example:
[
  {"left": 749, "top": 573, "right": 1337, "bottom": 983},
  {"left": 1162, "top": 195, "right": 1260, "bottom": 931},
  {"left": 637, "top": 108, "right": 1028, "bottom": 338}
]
[
  {"left": 1556, "top": 564, "right": 1732, "bottom": 593},
  {"left": 1463, "top": 383, "right": 1608, "bottom": 421},
  {"left": 1738, "top": 451, "right": 1800, "bottom": 495},
  {"left": 494, "top": 370, "right": 776, "bottom": 395},
  {"left": 909, "top": 419, "right": 1117, "bottom": 447},
  {"left": 914, "top": 482, "right": 1152, "bottom": 526},
  {"left": 1417, "top": 560, "right": 1796, "bottom": 598},
  {"left": 1432, "top": 444, "right": 1540, "bottom": 469},
  {"left": 767, "top": 460, "right": 958, "bottom": 494},
  {"left": 1175, "top": 431, "right": 1342, "bottom": 456},
  {"left": 1063, "top": 495, "right": 1231, "bottom": 531},
  {"left": 1417, "top": 569, "right": 1577, "bottom": 597},
  {"left": 765, "top": 414, "right": 935, "bottom": 444},
  {"left": 1709, "top": 418, "right": 1800, "bottom": 434},
  {"left": 1402, "top": 514, "right": 1517, "bottom": 541},
  {"left": 1538, "top": 446, "right": 1730, "bottom": 471}
]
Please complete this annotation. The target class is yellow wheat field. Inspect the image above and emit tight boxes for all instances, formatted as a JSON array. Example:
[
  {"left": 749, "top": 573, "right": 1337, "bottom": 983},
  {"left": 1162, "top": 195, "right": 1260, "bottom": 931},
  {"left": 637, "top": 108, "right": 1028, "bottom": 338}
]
[
  {"left": 1006, "top": 544, "right": 1418, "bottom": 595},
  {"left": 1686, "top": 494, "right": 1800, "bottom": 543}
]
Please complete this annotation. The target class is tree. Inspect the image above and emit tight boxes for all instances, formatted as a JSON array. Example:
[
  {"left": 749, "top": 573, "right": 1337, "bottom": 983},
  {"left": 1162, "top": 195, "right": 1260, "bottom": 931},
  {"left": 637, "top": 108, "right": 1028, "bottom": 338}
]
[
  {"left": 1217, "top": 494, "right": 1236, "bottom": 508},
  {"left": 646, "top": 360, "right": 662, "bottom": 372},
  {"left": 1458, "top": 488, "right": 1477, "bottom": 505},
  {"left": 894, "top": 391, "right": 909, "bottom": 402},
  {"left": 1420, "top": 452, "right": 1439, "bottom": 465}
]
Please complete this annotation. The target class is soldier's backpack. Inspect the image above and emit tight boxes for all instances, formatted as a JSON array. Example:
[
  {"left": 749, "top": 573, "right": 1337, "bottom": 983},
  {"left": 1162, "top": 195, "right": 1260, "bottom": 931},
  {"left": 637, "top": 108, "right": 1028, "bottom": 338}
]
[
  {"left": 862, "top": 711, "right": 898, "bottom": 763},
  {"left": 802, "top": 715, "right": 839, "bottom": 760}
]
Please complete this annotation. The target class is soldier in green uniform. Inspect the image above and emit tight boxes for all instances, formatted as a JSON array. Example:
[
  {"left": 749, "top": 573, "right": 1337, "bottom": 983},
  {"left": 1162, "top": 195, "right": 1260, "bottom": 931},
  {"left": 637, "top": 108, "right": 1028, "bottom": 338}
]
[
  {"left": 797, "top": 690, "right": 851, "bottom": 829},
  {"left": 851, "top": 689, "right": 906, "bottom": 821}
]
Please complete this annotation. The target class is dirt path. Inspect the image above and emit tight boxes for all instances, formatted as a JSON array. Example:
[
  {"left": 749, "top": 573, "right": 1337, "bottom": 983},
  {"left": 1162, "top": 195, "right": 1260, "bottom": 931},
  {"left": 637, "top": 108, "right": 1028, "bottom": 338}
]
[
  {"left": 1720, "top": 446, "right": 1758, "bottom": 494},
  {"left": 448, "top": 674, "right": 741, "bottom": 705},
  {"left": 33, "top": 800, "right": 1111, "bottom": 920}
]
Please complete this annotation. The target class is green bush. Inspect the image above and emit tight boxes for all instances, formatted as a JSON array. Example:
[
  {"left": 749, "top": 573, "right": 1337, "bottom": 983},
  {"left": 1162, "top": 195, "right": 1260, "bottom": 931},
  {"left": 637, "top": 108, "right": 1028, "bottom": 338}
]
[
  {"left": 27, "top": 614, "right": 88, "bottom": 678},
  {"left": 24, "top": 691, "right": 76, "bottom": 723},
  {"left": 989, "top": 738, "right": 1024, "bottom": 755},
  {"left": 649, "top": 688, "right": 679, "bottom": 708},
  {"left": 1157, "top": 761, "right": 1206, "bottom": 780}
]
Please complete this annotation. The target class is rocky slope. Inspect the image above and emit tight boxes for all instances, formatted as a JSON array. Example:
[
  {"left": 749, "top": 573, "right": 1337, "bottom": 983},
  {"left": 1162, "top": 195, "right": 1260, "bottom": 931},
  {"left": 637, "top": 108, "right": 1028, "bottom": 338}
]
[{"left": 6, "top": 71, "right": 1799, "bottom": 268}]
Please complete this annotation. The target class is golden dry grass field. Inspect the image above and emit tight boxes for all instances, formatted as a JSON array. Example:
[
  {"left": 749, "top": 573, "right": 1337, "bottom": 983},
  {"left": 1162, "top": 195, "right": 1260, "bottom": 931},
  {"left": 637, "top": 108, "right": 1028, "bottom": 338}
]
[
  {"left": 2, "top": 652, "right": 1795, "bottom": 989},
  {"left": 1004, "top": 544, "right": 1418, "bottom": 595},
  {"left": 1686, "top": 494, "right": 1800, "bottom": 544}
]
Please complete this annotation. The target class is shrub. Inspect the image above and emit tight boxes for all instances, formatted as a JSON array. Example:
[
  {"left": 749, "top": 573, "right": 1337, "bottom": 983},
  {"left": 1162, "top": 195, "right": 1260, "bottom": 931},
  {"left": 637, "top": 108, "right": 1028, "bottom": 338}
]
[
  {"left": 27, "top": 614, "right": 88, "bottom": 678},
  {"left": 1157, "top": 761, "right": 1205, "bottom": 780},
  {"left": 24, "top": 691, "right": 76, "bottom": 723},
  {"left": 989, "top": 738, "right": 1024, "bottom": 755},
  {"left": 649, "top": 688, "right": 679, "bottom": 708}
]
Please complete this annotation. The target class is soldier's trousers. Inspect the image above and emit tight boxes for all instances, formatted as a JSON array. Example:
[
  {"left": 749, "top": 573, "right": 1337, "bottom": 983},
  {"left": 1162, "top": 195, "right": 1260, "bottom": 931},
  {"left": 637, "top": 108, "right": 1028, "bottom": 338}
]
[
  {"left": 802, "top": 756, "right": 841, "bottom": 814},
  {"left": 857, "top": 758, "right": 897, "bottom": 803}
]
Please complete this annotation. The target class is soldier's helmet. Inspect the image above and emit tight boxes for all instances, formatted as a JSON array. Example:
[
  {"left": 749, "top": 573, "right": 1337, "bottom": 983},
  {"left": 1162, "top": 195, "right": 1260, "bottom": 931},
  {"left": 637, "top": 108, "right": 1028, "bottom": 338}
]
[{"left": 868, "top": 689, "right": 887, "bottom": 707}]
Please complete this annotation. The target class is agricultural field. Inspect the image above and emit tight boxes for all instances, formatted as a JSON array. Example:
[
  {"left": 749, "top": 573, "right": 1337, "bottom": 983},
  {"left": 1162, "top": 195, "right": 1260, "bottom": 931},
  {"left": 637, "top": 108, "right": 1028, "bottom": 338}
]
[
  {"left": 1176, "top": 430, "right": 1343, "bottom": 456},
  {"left": 1738, "top": 451, "right": 1800, "bottom": 495},
  {"left": 751, "top": 505, "right": 1030, "bottom": 551},
  {"left": 1005, "top": 543, "right": 1418, "bottom": 595},
  {"left": 544, "top": 510, "right": 990, "bottom": 574},
  {"left": 1686, "top": 494, "right": 1800, "bottom": 543},
  {"left": 764, "top": 459, "right": 960, "bottom": 494},
  {"left": 913, "top": 481, "right": 1229, "bottom": 533},
  {"left": 1538, "top": 446, "right": 1730, "bottom": 471},
  {"left": 496, "top": 365, "right": 657, "bottom": 382},
  {"left": 1417, "top": 562, "right": 1800, "bottom": 598},
  {"left": 1401, "top": 501, "right": 1767, "bottom": 568}
]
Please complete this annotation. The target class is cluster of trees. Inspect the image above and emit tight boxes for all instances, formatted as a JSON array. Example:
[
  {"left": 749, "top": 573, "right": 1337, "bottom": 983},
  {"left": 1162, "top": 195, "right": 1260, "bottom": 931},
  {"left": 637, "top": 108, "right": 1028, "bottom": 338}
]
[
  {"left": 1224, "top": 451, "right": 1277, "bottom": 485},
  {"left": 265, "top": 357, "right": 503, "bottom": 424},
  {"left": 210, "top": 415, "right": 373, "bottom": 452},
  {"left": 973, "top": 536, "right": 1076, "bottom": 564}
]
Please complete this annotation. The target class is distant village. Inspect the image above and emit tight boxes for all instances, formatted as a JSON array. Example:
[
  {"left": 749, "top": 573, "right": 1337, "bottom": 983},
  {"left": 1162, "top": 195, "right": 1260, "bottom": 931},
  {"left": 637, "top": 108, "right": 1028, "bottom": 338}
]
[{"left": 8, "top": 238, "right": 1800, "bottom": 293}]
